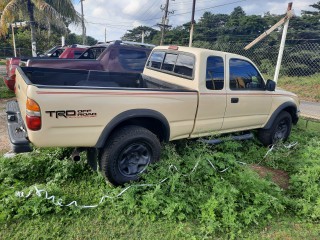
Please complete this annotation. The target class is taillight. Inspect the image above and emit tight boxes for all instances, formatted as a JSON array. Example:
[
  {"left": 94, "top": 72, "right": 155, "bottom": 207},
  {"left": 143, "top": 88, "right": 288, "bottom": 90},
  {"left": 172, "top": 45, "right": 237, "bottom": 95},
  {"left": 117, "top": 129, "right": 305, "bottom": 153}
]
[
  {"left": 26, "top": 116, "right": 41, "bottom": 131},
  {"left": 26, "top": 98, "right": 41, "bottom": 131}
]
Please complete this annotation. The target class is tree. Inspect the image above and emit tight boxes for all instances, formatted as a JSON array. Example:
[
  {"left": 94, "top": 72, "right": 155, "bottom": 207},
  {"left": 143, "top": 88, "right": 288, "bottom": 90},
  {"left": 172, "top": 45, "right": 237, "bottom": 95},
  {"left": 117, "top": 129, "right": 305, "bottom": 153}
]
[
  {"left": 65, "top": 33, "right": 97, "bottom": 46},
  {"left": 302, "top": 1, "right": 320, "bottom": 18},
  {"left": 195, "top": 12, "right": 229, "bottom": 43},
  {"left": 0, "top": 0, "right": 81, "bottom": 56},
  {"left": 121, "top": 26, "right": 158, "bottom": 43}
]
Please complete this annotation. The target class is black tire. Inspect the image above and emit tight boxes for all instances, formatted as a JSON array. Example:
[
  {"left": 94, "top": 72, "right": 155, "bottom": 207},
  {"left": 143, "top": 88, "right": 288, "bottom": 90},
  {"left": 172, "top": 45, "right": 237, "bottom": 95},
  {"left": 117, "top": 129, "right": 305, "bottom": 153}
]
[
  {"left": 258, "top": 111, "right": 292, "bottom": 146},
  {"left": 100, "top": 125, "right": 161, "bottom": 186}
]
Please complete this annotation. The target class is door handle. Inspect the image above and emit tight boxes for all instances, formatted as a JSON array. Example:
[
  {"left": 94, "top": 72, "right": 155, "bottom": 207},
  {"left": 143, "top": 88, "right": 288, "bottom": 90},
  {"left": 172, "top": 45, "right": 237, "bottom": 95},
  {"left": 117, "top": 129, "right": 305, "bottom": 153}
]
[{"left": 231, "top": 98, "right": 239, "bottom": 103}]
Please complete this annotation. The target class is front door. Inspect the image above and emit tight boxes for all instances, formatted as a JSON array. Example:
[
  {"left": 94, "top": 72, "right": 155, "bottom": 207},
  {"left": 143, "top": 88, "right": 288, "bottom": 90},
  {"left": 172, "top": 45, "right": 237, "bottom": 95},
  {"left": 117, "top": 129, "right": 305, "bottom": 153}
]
[{"left": 222, "top": 57, "right": 272, "bottom": 131}]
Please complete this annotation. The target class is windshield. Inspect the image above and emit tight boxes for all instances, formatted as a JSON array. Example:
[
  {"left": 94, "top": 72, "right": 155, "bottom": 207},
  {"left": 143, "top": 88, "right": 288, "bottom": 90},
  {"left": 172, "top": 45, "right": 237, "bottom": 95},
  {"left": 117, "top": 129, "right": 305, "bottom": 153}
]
[{"left": 43, "top": 46, "right": 61, "bottom": 56}]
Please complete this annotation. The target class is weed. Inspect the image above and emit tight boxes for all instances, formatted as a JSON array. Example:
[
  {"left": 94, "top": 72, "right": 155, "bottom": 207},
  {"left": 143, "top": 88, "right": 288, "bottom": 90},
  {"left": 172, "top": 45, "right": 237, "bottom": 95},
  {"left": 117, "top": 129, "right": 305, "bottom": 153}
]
[
  {"left": 277, "top": 74, "right": 320, "bottom": 102},
  {"left": 0, "top": 73, "right": 15, "bottom": 99},
  {"left": 0, "top": 121, "right": 320, "bottom": 239}
]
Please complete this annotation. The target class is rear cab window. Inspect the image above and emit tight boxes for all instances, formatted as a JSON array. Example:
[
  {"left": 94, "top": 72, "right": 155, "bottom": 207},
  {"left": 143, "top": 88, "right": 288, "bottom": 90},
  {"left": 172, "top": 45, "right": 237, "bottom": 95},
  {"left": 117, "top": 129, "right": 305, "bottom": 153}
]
[{"left": 147, "top": 50, "right": 195, "bottom": 79}]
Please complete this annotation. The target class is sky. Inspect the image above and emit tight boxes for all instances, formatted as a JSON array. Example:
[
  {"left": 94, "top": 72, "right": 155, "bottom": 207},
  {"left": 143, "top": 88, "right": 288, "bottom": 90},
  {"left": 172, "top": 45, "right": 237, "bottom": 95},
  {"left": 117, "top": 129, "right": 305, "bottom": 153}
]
[{"left": 70, "top": 0, "right": 316, "bottom": 43}]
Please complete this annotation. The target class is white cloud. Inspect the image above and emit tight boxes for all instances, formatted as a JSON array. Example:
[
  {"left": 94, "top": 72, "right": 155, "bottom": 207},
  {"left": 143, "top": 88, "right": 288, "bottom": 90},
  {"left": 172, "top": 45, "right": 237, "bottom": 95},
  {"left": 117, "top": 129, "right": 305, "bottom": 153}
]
[
  {"left": 68, "top": 0, "right": 317, "bottom": 43},
  {"left": 123, "top": 1, "right": 142, "bottom": 15}
]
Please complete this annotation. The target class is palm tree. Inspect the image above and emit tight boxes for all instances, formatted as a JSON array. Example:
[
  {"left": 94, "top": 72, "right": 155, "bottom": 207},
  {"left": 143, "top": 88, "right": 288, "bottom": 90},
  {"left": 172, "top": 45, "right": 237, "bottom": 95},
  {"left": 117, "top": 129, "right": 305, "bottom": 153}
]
[{"left": 0, "top": 0, "right": 81, "bottom": 56}]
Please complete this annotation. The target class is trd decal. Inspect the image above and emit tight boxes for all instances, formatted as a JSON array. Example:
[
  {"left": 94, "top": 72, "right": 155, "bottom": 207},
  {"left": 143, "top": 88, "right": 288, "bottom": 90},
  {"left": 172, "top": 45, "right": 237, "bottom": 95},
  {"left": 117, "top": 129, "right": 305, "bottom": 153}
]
[{"left": 46, "top": 110, "right": 97, "bottom": 118}]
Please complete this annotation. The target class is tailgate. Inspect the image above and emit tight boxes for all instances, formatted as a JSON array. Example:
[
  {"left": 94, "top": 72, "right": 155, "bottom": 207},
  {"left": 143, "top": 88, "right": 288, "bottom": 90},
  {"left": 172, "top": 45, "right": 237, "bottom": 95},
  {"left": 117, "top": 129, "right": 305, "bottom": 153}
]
[{"left": 15, "top": 67, "right": 30, "bottom": 124}]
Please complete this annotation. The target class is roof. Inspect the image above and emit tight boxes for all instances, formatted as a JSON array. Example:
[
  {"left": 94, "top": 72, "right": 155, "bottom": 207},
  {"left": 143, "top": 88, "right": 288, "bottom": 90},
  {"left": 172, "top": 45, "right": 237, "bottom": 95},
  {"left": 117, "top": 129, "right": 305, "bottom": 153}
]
[{"left": 153, "top": 45, "right": 247, "bottom": 59}]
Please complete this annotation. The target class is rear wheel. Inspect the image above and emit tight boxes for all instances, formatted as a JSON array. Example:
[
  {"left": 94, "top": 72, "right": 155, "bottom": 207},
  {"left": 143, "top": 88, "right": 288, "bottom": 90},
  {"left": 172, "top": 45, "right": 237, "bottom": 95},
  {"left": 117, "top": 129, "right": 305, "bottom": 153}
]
[
  {"left": 100, "top": 125, "right": 161, "bottom": 186},
  {"left": 258, "top": 111, "right": 292, "bottom": 146}
]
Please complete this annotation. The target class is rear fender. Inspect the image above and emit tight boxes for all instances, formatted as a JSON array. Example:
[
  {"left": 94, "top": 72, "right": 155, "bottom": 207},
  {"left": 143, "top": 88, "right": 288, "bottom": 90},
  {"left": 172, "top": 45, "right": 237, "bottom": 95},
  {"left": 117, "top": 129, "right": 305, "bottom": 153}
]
[{"left": 95, "top": 109, "right": 170, "bottom": 148}]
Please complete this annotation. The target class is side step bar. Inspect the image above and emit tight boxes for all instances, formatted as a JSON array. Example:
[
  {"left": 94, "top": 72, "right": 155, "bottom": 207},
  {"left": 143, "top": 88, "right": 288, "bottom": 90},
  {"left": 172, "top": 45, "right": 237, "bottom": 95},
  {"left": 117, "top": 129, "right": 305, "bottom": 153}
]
[{"left": 200, "top": 133, "right": 254, "bottom": 145}]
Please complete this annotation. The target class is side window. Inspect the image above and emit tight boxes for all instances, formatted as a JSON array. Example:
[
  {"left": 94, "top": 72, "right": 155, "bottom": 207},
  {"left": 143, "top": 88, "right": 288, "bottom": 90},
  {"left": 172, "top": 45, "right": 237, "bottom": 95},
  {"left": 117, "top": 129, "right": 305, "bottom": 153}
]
[
  {"left": 73, "top": 51, "right": 83, "bottom": 58},
  {"left": 51, "top": 49, "right": 63, "bottom": 57},
  {"left": 229, "top": 59, "right": 265, "bottom": 90},
  {"left": 79, "top": 47, "right": 106, "bottom": 59},
  {"left": 206, "top": 56, "right": 224, "bottom": 90},
  {"left": 119, "top": 49, "right": 148, "bottom": 71},
  {"left": 147, "top": 51, "right": 195, "bottom": 78}
]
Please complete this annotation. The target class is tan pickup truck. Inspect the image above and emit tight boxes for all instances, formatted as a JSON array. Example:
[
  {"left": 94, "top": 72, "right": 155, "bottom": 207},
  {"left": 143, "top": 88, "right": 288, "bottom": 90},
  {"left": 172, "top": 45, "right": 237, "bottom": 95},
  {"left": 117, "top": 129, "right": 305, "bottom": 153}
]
[{"left": 6, "top": 46, "right": 300, "bottom": 185}]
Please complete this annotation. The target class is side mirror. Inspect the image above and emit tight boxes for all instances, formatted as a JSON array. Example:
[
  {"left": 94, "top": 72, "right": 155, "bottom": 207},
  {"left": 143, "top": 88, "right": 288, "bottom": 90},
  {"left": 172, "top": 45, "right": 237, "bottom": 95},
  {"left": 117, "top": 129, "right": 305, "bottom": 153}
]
[{"left": 266, "top": 79, "right": 276, "bottom": 91}]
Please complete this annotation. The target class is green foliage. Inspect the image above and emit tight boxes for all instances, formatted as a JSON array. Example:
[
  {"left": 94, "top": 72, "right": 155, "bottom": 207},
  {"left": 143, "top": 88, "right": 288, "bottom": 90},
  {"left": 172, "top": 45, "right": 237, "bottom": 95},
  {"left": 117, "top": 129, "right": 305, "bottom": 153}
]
[
  {"left": 289, "top": 139, "right": 320, "bottom": 220},
  {"left": 121, "top": 26, "right": 158, "bottom": 44},
  {"left": 65, "top": 33, "right": 97, "bottom": 46},
  {"left": 1, "top": 120, "right": 319, "bottom": 239},
  {"left": 0, "top": 73, "right": 15, "bottom": 98},
  {"left": 277, "top": 73, "right": 320, "bottom": 102}
]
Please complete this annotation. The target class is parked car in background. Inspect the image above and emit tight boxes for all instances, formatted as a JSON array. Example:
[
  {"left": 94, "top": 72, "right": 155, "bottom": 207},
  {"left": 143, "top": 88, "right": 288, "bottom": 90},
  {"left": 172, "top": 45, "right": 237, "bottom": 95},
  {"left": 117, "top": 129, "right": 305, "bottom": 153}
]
[
  {"left": 27, "top": 40, "right": 155, "bottom": 73},
  {"left": 37, "top": 45, "right": 62, "bottom": 57},
  {"left": 3, "top": 44, "right": 88, "bottom": 90},
  {"left": 59, "top": 45, "right": 89, "bottom": 59}
]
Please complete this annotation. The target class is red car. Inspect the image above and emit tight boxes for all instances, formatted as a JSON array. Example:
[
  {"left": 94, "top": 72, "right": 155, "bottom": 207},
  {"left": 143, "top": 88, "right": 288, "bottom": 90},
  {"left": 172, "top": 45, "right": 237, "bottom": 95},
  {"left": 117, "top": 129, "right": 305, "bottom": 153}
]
[
  {"left": 3, "top": 45, "right": 88, "bottom": 91},
  {"left": 59, "top": 45, "right": 88, "bottom": 59}
]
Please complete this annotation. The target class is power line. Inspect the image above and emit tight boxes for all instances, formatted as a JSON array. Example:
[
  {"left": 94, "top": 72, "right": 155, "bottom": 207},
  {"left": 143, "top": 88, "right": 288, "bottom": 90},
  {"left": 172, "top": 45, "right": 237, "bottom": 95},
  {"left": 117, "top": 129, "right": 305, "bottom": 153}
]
[
  {"left": 140, "top": 0, "right": 247, "bottom": 21},
  {"left": 139, "top": 0, "right": 163, "bottom": 21},
  {"left": 171, "top": 0, "right": 246, "bottom": 17}
]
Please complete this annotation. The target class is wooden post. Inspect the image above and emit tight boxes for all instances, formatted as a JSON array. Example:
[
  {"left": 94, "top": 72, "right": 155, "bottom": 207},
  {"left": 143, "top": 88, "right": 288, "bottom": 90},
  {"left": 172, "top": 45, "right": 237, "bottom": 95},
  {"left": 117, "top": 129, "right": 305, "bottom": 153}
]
[
  {"left": 244, "top": 3, "right": 293, "bottom": 51},
  {"left": 189, "top": 0, "right": 196, "bottom": 47}
]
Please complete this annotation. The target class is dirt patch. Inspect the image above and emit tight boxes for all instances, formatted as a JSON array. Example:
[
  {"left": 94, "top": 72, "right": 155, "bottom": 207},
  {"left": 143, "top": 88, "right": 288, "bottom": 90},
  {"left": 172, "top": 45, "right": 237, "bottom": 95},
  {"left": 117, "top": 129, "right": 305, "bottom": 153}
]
[
  {"left": 250, "top": 164, "right": 290, "bottom": 189},
  {"left": 0, "top": 98, "right": 14, "bottom": 154}
]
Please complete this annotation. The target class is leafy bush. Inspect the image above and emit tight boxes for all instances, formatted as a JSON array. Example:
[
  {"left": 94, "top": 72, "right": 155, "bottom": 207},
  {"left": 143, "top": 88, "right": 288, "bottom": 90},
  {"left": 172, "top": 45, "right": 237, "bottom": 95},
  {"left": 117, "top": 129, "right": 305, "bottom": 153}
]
[
  {"left": 0, "top": 121, "right": 320, "bottom": 239},
  {"left": 289, "top": 139, "right": 320, "bottom": 220}
]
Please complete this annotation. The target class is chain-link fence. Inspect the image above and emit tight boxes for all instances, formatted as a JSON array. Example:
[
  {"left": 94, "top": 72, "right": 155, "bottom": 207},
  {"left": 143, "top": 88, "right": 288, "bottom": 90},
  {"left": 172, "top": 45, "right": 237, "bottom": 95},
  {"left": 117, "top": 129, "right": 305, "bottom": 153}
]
[
  {"left": 1, "top": 42, "right": 320, "bottom": 78},
  {"left": 0, "top": 47, "right": 32, "bottom": 59},
  {"left": 193, "top": 41, "right": 320, "bottom": 78}
]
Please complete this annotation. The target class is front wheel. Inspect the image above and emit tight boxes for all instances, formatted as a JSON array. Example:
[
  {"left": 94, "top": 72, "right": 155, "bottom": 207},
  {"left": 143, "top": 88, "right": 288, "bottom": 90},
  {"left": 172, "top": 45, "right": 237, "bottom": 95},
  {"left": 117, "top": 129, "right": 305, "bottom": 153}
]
[
  {"left": 100, "top": 125, "right": 161, "bottom": 186},
  {"left": 258, "top": 111, "right": 292, "bottom": 146}
]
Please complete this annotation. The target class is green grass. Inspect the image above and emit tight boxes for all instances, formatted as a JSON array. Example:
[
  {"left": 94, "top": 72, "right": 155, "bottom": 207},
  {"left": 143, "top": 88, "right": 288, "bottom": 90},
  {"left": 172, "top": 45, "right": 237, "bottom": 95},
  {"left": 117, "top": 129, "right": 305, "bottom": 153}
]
[
  {"left": 277, "top": 74, "right": 320, "bottom": 102},
  {"left": 0, "top": 73, "right": 15, "bottom": 99},
  {"left": 0, "top": 119, "right": 319, "bottom": 239}
]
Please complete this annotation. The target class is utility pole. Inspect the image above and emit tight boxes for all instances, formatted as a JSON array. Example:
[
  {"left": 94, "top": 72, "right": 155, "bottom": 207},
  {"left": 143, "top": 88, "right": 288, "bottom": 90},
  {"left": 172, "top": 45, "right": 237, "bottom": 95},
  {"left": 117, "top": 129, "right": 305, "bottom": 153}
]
[
  {"left": 189, "top": 0, "right": 196, "bottom": 47},
  {"left": 105, "top": 28, "right": 107, "bottom": 42},
  {"left": 142, "top": 31, "right": 145, "bottom": 43},
  {"left": 80, "top": 0, "right": 86, "bottom": 44},
  {"left": 157, "top": 0, "right": 173, "bottom": 45}
]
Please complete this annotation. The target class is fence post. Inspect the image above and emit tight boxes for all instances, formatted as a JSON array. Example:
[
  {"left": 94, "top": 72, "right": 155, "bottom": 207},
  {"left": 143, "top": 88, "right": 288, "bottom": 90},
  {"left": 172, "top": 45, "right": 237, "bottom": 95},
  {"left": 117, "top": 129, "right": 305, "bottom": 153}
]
[{"left": 274, "top": 3, "right": 293, "bottom": 83}]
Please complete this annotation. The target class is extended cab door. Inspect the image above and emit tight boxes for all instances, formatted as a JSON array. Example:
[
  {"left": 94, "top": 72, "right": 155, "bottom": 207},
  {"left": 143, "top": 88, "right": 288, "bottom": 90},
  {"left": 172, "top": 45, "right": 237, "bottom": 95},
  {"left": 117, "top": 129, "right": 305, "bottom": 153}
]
[
  {"left": 191, "top": 53, "right": 227, "bottom": 137},
  {"left": 222, "top": 56, "right": 272, "bottom": 131}
]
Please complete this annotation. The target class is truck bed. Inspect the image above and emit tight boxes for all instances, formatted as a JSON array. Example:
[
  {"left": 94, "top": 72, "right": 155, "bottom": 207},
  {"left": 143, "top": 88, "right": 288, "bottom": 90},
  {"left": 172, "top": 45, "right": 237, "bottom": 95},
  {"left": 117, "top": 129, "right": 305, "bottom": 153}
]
[{"left": 20, "top": 67, "right": 192, "bottom": 91}]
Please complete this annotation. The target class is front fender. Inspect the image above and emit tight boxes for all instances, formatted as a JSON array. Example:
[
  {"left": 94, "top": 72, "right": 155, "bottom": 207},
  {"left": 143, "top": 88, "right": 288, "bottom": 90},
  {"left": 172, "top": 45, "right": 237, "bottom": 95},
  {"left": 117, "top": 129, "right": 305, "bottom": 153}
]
[{"left": 263, "top": 102, "right": 299, "bottom": 129}]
